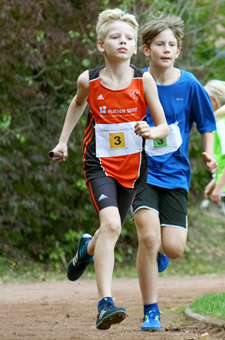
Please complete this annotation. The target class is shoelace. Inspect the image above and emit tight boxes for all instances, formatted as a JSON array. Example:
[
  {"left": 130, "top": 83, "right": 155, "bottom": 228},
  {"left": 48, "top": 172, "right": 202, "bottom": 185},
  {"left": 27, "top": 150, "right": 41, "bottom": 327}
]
[
  {"left": 102, "top": 301, "right": 114, "bottom": 310},
  {"left": 144, "top": 310, "right": 160, "bottom": 321},
  {"left": 72, "top": 252, "right": 78, "bottom": 266}
]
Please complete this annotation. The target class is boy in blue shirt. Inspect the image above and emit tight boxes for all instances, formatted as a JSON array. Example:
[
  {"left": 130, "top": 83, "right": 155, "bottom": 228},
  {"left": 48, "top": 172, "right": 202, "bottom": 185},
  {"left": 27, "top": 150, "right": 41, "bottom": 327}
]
[{"left": 131, "top": 13, "right": 218, "bottom": 331}]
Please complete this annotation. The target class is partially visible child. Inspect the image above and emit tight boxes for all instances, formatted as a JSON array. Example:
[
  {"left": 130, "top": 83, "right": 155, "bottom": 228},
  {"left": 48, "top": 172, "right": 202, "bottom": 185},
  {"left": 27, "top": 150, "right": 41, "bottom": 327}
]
[
  {"left": 50, "top": 8, "right": 169, "bottom": 330},
  {"left": 131, "top": 13, "right": 218, "bottom": 331},
  {"left": 204, "top": 80, "right": 225, "bottom": 209}
]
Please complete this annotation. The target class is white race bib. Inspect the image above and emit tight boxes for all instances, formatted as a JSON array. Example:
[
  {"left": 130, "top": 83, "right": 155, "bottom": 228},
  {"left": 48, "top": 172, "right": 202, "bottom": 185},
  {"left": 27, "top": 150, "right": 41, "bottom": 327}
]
[
  {"left": 95, "top": 122, "right": 142, "bottom": 158},
  {"left": 145, "top": 122, "right": 182, "bottom": 157}
]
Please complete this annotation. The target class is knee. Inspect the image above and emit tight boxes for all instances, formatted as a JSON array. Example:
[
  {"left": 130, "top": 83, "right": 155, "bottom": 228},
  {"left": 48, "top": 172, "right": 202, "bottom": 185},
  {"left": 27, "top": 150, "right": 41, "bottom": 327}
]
[
  {"left": 139, "top": 230, "right": 160, "bottom": 251},
  {"left": 100, "top": 216, "right": 121, "bottom": 238},
  {"left": 164, "top": 242, "right": 185, "bottom": 259},
  {"left": 135, "top": 220, "right": 160, "bottom": 250}
]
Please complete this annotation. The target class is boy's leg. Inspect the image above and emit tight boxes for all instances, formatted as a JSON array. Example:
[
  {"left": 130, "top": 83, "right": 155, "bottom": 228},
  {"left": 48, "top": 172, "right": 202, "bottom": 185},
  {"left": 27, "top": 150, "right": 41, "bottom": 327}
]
[
  {"left": 95, "top": 206, "right": 121, "bottom": 298},
  {"left": 161, "top": 226, "right": 187, "bottom": 259},
  {"left": 67, "top": 176, "right": 119, "bottom": 282},
  {"left": 159, "top": 187, "right": 188, "bottom": 259},
  {"left": 134, "top": 208, "right": 162, "bottom": 331},
  {"left": 95, "top": 206, "right": 126, "bottom": 329},
  {"left": 95, "top": 183, "right": 137, "bottom": 330}
]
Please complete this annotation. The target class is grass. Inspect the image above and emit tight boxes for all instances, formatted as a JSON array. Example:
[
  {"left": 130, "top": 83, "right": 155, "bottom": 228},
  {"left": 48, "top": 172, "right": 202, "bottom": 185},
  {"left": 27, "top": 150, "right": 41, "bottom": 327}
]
[
  {"left": 189, "top": 293, "right": 225, "bottom": 320},
  {"left": 0, "top": 256, "right": 66, "bottom": 283}
]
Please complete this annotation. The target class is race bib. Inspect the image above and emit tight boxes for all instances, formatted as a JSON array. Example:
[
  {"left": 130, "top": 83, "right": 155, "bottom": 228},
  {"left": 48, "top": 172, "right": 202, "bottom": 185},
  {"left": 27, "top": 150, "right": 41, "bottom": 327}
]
[
  {"left": 95, "top": 122, "right": 142, "bottom": 157},
  {"left": 145, "top": 122, "right": 182, "bottom": 157}
]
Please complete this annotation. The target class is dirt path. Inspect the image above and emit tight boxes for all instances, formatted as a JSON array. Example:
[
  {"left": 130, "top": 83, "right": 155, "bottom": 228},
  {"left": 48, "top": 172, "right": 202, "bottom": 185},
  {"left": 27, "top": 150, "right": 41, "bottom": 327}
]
[{"left": 1, "top": 274, "right": 225, "bottom": 340}]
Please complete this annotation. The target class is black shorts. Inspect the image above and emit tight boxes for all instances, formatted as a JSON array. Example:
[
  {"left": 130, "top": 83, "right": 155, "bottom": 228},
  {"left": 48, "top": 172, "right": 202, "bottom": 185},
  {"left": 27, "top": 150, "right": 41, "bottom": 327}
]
[
  {"left": 88, "top": 177, "right": 137, "bottom": 226},
  {"left": 131, "top": 183, "right": 188, "bottom": 230}
]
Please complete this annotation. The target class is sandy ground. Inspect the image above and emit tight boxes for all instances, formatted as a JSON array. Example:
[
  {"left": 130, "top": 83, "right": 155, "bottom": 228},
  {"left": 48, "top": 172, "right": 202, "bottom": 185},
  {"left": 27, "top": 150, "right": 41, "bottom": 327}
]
[{"left": 0, "top": 274, "right": 225, "bottom": 340}]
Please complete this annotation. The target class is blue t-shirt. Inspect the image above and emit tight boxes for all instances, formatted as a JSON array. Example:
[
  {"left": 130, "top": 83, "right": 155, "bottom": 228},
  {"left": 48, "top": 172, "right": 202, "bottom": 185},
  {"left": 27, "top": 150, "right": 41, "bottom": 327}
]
[{"left": 145, "top": 68, "right": 216, "bottom": 192}]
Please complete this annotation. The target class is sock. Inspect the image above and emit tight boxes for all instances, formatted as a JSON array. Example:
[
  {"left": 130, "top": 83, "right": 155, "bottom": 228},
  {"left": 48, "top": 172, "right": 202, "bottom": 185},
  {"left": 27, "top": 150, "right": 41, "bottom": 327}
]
[
  {"left": 144, "top": 302, "right": 159, "bottom": 315},
  {"left": 98, "top": 297, "right": 113, "bottom": 311},
  {"left": 81, "top": 240, "right": 93, "bottom": 261}
]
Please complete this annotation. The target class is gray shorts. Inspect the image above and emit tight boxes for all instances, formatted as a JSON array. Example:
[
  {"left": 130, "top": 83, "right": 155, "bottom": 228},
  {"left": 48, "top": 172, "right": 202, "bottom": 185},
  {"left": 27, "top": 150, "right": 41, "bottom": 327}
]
[{"left": 131, "top": 183, "right": 188, "bottom": 230}]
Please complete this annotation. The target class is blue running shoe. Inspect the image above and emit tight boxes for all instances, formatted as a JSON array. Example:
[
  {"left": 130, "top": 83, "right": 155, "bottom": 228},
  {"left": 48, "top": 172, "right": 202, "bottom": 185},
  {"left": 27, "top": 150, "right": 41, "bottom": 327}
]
[
  {"left": 141, "top": 309, "right": 161, "bottom": 331},
  {"left": 96, "top": 299, "right": 126, "bottom": 330},
  {"left": 67, "top": 233, "right": 94, "bottom": 281},
  {"left": 157, "top": 252, "right": 170, "bottom": 273}
]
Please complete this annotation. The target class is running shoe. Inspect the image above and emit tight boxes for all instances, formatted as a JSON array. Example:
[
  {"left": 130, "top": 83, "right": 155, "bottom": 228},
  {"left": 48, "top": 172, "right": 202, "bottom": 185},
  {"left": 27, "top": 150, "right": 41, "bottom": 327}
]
[
  {"left": 96, "top": 299, "right": 126, "bottom": 330},
  {"left": 141, "top": 309, "right": 161, "bottom": 331},
  {"left": 67, "top": 233, "right": 94, "bottom": 281},
  {"left": 157, "top": 252, "right": 170, "bottom": 273}
]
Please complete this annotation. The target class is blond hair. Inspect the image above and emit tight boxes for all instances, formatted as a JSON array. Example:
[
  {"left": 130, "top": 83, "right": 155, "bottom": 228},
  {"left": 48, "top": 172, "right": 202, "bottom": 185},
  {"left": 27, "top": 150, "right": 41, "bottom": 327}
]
[
  {"left": 96, "top": 8, "right": 139, "bottom": 43},
  {"left": 204, "top": 80, "right": 225, "bottom": 106},
  {"left": 140, "top": 13, "right": 184, "bottom": 48},
  {"left": 204, "top": 80, "right": 225, "bottom": 121}
]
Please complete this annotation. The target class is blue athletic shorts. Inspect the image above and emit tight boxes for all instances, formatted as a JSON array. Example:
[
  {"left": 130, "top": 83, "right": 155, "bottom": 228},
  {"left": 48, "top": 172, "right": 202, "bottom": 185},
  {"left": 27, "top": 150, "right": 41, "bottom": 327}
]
[
  {"left": 88, "top": 176, "right": 137, "bottom": 226},
  {"left": 131, "top": 183, "right": 188, "bottom": 230}
]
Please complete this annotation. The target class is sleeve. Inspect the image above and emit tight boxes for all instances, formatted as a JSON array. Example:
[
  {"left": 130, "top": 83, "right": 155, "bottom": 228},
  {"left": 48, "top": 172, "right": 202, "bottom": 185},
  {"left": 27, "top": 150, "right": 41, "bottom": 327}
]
[{"left": 190, "top": 78, "right": 217, "bottom": 134}]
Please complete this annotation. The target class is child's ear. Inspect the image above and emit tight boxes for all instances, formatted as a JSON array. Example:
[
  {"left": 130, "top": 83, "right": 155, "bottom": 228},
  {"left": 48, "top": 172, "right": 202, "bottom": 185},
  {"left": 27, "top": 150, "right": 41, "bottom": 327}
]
[
  {"left": 142, "top": 44, "right": 150, "bottom": 57},
  {"left": 133, "top": 44, "right": 137, "bottom": 55},
  {"left": 211, "top": 96, "right": 219, "bottom": 109},
  {"left": 175, "top": 47, "right": 181, "bottom": 59},
  {"left": 97, "top": 41, "right": 105, "bottom": 53}
]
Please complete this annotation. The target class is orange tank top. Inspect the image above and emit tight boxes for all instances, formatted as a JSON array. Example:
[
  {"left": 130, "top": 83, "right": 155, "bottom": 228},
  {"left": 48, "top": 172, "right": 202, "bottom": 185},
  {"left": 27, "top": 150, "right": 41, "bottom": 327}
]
[{"left": 83, "top": 65, "right": 147, "bottom": 189}]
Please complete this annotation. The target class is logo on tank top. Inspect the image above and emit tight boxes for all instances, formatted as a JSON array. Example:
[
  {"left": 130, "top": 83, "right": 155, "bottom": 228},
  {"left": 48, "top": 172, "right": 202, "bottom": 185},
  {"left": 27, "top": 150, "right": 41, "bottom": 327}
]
[
  {"left": 99, "top": 106, "right": 107, "bottom": 114},
  {"left": 97, "top": 94, "right": 104, "bottom": 100},
  {"left": 130, "top": 89, "right": 140, "bottom": 102}
]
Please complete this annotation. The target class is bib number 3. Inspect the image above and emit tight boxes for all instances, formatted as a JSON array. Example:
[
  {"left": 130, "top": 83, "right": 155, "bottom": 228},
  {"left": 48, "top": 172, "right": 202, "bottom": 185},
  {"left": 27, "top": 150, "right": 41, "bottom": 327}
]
[
  {"left": 95, "top": 122, "right": 142, "bottom": 157},
  {"left": 109, "top": 132, "right": 125, "bottom": 149}
]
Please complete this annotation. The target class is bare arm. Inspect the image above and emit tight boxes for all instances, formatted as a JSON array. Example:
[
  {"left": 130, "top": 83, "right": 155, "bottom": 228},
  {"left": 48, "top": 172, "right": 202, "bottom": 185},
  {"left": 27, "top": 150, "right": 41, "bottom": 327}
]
[
  {"left": 201, "top": 132, "right": 218, "bottom": 174},
  {"left": 51, "top": 71, "right": 89, "bottom": 162},
  {"left": 209, "top": 167, "right": 225, "bottom": 204},
  {"left": 134, "top": 72, "right": 169, "bottom": 139}
]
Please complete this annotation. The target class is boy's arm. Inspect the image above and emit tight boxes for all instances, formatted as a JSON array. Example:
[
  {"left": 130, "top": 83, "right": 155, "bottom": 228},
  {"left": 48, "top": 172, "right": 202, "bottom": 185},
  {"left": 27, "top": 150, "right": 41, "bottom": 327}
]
[
  {"left": 204, "top": 177, "right": 215, "bottom": 198},
  {"left": 51, "top": 71, "right": 89, "bottom": 162},
  {"left": 135, "top": 72, "right": 169, "bottom": 140},
  {"left": 201, "top": 132, "right": 218, "bottom": 174},
  {"left": 210, "top": 168, "right": 225, "bottom": 204}
]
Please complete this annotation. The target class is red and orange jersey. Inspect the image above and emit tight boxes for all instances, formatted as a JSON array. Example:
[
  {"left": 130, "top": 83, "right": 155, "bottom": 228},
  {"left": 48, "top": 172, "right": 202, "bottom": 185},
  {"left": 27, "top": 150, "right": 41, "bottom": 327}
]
[{"left": 83, "top": 65, "right": 147, "bottom": 189}]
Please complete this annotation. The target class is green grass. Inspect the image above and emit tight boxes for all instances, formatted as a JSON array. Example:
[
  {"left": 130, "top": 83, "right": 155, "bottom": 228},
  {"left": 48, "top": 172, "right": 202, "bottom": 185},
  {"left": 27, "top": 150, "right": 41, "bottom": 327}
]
[
  {"left": 189, "top": 293, "right": 225, "bottom": 320},
  {"left": 0, "top": 256, "right": 66, "bottom": 283}
]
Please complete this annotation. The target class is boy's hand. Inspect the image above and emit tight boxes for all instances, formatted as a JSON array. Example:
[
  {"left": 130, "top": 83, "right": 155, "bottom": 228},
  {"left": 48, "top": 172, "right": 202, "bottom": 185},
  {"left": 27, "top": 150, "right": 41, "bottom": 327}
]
[
  {"left": 134, "top": 121, "right": 152, "bottom": 139},
  {"left": 49, "top": 143, "right": 68, "bottom": 163},
  {"left": 202, "top": 152, "right": 218, "bottom": 174},
  {"left": 209, "top": 186, "right": 222, "bottom": 204}
]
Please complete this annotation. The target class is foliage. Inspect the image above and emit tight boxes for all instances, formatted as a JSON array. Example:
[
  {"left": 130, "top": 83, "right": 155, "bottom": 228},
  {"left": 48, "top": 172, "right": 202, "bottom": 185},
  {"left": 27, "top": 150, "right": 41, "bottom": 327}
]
[{"left": 0, "top": 0, "right": 224, "bottom": 265}]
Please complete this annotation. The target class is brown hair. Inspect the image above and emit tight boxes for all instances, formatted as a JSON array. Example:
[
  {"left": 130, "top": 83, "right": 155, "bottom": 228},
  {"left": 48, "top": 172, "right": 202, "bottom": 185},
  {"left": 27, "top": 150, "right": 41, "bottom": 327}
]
[{"left": 140, "top": 13, "right": 184, "bottom": 48}]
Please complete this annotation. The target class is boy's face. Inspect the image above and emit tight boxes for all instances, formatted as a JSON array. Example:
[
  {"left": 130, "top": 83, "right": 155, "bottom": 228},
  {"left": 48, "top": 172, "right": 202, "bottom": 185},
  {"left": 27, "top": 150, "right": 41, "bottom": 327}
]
[
  {"left": 143, "top": 28, "right": 181, "bottom": 68},
  {"left": 97, "top": 21, "right": 137, "bottom": 60}
]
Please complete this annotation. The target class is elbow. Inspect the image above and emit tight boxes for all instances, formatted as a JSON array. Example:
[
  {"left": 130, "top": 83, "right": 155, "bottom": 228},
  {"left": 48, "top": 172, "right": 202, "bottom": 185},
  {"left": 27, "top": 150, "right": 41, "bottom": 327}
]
[{"left": 164, "top": 124, "right": 170, "bottom": 138}]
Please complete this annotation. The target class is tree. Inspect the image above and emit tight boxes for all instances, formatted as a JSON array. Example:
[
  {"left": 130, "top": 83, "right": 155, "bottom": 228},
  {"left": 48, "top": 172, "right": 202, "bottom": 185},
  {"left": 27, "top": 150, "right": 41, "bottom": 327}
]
[{"left": 0, "top": 0, "right": 224, "bottom": 265}]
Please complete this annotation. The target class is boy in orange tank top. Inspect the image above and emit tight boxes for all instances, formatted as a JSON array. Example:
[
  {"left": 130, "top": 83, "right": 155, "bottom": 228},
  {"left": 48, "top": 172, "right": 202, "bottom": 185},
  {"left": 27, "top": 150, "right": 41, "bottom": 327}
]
[{"left": 50, "top": 8, "right": 169, "bottom": 330}]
